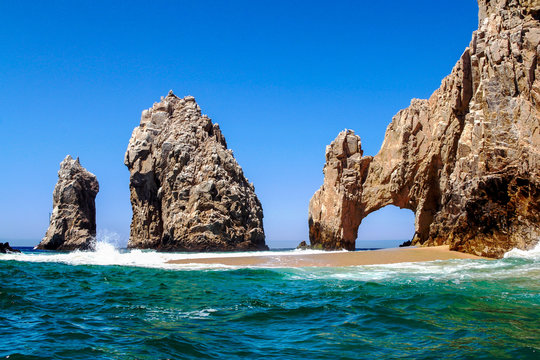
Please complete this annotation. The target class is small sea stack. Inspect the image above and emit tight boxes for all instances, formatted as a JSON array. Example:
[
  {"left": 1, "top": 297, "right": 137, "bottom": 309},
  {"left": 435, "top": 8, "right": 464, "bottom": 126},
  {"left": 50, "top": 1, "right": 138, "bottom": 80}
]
[
  {"left": 0, "top": 242, "right": 20, "bottom": 253},
  {"left": 37, "top": 155, "right": 99, "bottom": 251},
  {"left": 124, "top": 91, "right": 267, "bottom": 251},
  {"left": 309, "top": 0, "right": 540, "bottom": 258}
]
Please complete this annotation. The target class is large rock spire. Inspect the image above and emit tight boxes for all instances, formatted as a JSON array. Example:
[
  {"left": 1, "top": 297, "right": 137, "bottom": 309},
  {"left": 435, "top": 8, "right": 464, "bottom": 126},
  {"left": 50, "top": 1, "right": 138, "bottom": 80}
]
[
  {"left": 125, "top": 92, "right": 267, "bottom": 251},
  {"left": 37, "top": 155, "right": 99, "bottom": 250}
]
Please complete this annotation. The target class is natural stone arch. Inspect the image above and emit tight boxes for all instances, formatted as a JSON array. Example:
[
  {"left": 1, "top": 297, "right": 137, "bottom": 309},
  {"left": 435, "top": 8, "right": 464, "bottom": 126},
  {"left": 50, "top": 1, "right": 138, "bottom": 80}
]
[
  {"left": 308, "top": 129, "right": 427, "bottom": 251},
  {"left": 308, "top": 1, "right": 540, "bottom": 258},
  {"left": 355, "top": 205, "right": 415, "bottom": 248}
]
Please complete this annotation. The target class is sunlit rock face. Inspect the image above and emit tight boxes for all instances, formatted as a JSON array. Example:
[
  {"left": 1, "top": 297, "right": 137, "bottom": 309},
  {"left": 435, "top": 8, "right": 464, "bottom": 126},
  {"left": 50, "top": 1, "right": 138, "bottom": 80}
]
[
  {"left": 125, "top": 92, "right": 267, "bottom": 251},
  {"left": 38, "top": 156, "right": 99, "bottom": 251},
  {"left": 309, "top": 0, "right": 540, "bottom": 258}
]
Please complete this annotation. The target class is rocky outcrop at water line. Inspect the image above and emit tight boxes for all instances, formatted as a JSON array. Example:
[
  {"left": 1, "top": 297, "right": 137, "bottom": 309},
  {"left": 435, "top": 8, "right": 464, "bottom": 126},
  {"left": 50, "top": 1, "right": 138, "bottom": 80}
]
[
  {"left": 0, "top": 242, "right": 20, "bottom": 254},
  {"left": 309, "top": 0, "right": 540, "bottom": 258},
  {"left": 125, "top": 92, "right": 267, "bottom": 251},
  {"left": 37, "top": 156, "right": 99, "bottom": 251}
]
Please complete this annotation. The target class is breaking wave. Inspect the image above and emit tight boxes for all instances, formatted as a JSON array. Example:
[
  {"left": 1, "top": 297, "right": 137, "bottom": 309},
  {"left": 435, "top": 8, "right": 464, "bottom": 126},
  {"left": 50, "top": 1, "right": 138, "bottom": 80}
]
[
  {"left": 1, "top": 237, "right": 539, "bottom": 360},
  {"left": 1, "top": 235, "right": 539, "bottom": 281},
  {"left": 1, "top": 238, "right": 344, "bottom": 270},
  {"left": 504, "top": 239, "right": 540, "bottom": 260}
]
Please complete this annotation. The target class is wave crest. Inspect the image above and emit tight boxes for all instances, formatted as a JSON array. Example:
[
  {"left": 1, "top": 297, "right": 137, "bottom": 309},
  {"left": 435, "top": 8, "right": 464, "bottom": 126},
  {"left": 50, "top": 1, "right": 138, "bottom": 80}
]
[{"left": 504, "top": 240, "right": 540, "bottom": 260}]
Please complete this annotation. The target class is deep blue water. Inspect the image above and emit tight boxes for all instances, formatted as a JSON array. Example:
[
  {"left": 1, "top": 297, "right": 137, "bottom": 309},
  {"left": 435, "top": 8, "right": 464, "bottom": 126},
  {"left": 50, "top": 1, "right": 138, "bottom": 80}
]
[{"left": 1, "top": 245, "right": 539, "bottom": 359}]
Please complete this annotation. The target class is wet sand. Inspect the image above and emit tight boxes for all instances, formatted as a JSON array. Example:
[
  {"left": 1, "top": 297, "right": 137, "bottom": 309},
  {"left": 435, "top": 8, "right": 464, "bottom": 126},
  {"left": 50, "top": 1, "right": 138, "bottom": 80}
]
[{"left": 167, "top": 245, "right": 486, "bottom": 267}]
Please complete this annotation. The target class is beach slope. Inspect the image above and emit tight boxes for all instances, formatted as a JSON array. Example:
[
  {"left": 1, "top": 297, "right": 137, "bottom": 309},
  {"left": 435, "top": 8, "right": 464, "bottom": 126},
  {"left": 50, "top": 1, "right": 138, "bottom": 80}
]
[{"left": 167, "top": 245, "right": 485, "bottom": 267}]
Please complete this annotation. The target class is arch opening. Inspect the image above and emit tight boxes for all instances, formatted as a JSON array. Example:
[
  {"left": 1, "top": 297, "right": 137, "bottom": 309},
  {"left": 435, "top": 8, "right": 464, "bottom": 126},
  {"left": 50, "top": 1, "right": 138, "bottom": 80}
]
[{"left": 355, "top": 205, "right": 415, "bottom": 250}]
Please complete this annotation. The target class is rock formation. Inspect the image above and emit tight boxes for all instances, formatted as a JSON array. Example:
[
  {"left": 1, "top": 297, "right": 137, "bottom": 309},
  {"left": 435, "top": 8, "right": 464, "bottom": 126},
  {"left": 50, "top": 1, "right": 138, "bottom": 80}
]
[
  {"left": 0, "top": 242, "right": 20, "bottom": 254},
  {"left": 125, "top": 92, "right": 267, "bottom": 251},
  {"left": 309, "top": 0, "right": 540, "bottom": 258},
  {"left": 296, "top": 241, "right": 309, "bottom": 249},
  {"left": 37, "top": 156, "right": 99, "bottom": 251}
]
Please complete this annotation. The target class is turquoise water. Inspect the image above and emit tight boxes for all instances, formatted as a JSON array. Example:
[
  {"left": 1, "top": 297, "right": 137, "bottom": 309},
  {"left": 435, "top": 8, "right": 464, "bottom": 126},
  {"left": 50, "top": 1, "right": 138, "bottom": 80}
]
[{"left": 1, "top": 244, "right": 539, "bottom": 359}]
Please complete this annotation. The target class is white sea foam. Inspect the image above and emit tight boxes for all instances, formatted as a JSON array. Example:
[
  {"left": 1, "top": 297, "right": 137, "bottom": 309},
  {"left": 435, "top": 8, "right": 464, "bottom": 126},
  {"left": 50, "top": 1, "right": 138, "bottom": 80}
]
[
  {"left": 146, "top": 307, "right": 218, "bottom": 320},
  {"left": 504, "top": 239, "right": 540, "bottom": 260},
  {"left": 1, "top": 236, "right": 539, "bottom": 277},
  {"left": 0, "top": 237, "right": 343, "bottom": 270},
  {"left": 285, "top": 257, "right": 540, "bottom": 282},
  {"left": 0, "top": 243, "right": 240, "bottom": 270},
  {"left": 283, "top": 244, "right": 540, "bottom": 282}
]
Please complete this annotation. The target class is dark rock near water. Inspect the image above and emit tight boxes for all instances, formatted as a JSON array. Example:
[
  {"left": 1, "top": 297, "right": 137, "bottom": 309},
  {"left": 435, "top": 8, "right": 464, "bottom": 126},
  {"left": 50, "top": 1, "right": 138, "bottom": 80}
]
[
  {"left": 37, "top": 155, "right": 99, "bottom": 251},
  {"left": 399, "top": 240, "right": 412, "bottom": 248},
  {"left": 0, "top": 242, "right": 20, "bottom": 253},
  {"left": 125, "top": 92, "right": 267, "bottom": 251},
  {"left": 309, "top": 0, "right": 540, "bottom": 258},
  {"left": 296, "top": 241, "right": 323, "bottom": 250}
]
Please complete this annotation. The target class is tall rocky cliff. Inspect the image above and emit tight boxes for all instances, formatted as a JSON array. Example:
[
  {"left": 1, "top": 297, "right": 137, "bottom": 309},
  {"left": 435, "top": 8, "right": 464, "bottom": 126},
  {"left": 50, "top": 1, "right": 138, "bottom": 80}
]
[
  {"left": 37, "top": 155, "right": 99, "bottom": 250},
  {"left": 309, "top": 0, "right": 540, "bottom": 258},
  {"left": 125, "top": 92, "right": 267, "bottom": 251}
]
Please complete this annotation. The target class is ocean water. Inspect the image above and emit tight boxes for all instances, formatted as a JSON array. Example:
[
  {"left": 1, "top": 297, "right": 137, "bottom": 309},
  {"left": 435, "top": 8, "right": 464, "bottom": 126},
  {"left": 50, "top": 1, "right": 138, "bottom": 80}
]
[{"left": 1, "top": 242, "right": 539, "bottom": 359}]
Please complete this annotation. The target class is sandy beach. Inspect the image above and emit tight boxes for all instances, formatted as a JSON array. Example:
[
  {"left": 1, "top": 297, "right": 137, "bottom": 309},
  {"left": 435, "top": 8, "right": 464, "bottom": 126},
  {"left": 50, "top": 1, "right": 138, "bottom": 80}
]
[{"left": 167, "top": 245, "right": 486, "bottom": 267}]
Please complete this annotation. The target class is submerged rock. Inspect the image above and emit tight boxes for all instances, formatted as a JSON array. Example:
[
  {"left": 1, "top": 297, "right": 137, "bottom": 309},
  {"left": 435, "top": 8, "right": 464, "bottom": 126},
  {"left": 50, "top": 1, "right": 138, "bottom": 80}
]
[
  {"left": 125, "top": 92, "right": 267, "bottom": 251},
  {"left": 0, "top": 242, "right": 20, "bottom": 254},
  {"left": 37, "top": 156, "right": 99, "bottom": 251},
  {"left": 309, "top": 0, "right": 540, "bottom": 258}
]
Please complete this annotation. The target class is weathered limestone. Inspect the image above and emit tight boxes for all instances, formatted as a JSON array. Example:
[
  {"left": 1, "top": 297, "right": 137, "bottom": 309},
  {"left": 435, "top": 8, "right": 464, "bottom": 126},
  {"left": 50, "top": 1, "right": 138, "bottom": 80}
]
[
  {"left": 125, "top": 92, "right": 267, "bottom": 251},
  {"left": 309, "top": 0, "right": 540, "bottom": 258},
  {"left": 37, "top": 156, "right": 99, "bottom": 251}
]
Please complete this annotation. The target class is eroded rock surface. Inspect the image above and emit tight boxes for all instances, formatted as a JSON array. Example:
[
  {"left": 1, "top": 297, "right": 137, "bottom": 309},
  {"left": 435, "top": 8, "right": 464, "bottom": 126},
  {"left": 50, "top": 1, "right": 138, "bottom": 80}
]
[
  {"left": 309, "top": 0, "right": 540, "bottom": 258},
  {"left": 37, "top": 156, "right": 99, "bottom": 251},
  {"left": 125, "top": 92, "right": 267, "bottom": 251}
]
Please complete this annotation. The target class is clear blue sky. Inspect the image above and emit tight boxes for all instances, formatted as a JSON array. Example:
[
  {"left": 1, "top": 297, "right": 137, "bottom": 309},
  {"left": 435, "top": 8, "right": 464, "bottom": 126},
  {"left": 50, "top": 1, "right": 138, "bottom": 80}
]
[{"left": 0, "top": 0, "right": 479, "bottom": 248}]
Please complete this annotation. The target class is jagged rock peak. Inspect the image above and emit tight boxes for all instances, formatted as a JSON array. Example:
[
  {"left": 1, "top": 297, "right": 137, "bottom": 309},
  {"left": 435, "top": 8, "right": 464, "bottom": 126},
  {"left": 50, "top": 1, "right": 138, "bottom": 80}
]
[
  {"left": 125, "top": 93, "right": 267, "bottom": 251},
  {"left": 478, "top": 0, "right": 540, "bottom": 26},
  {"left": 37, "top": 155, "right": 99, "bottom": 251},
  {"left": 308, "top": 0, "right": 540, "bottom": 258}
]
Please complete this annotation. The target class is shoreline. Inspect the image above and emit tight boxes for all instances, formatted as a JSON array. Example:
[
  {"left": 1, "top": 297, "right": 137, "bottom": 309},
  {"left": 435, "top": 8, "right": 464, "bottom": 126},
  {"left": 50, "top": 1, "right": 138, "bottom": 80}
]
[{"left": 167, "top": 245, "right": 486, "bottom": 267}]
